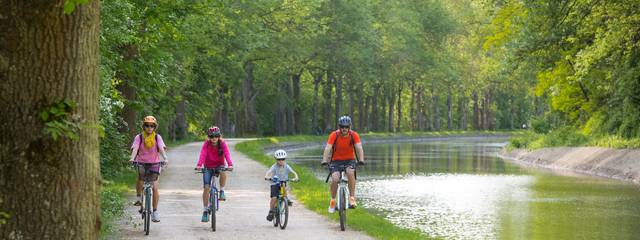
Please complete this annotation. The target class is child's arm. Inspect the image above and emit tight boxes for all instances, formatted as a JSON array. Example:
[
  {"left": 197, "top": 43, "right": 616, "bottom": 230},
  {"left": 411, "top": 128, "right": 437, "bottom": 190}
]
[
  {"left": 264, "top": 167, "right": 274, "bottom": 180},
  {"left": 287, "top": 165, "right": 299, "bottom": 181}
]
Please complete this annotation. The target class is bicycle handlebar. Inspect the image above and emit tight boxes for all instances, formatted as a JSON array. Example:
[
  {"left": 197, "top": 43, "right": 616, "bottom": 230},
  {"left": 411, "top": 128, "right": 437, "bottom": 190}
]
[{"left": 194, "top": 167, "right": 232, "bottom": 174}]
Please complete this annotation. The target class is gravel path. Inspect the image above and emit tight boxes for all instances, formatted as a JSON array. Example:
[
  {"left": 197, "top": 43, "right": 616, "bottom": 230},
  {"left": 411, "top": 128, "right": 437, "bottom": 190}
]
[{"left": 113, "top": 139, "right": 373, "bottom": 240}]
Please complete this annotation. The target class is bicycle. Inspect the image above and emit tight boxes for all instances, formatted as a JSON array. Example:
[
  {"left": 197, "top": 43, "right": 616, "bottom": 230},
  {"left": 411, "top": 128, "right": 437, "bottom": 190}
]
[
  {"left": 133, "top": 161, "right": 165, "bottom": 236},
  {"left": 266, "top": 176, "right": 298, "bottom": 230},
  {"left": 196, "top": 167, "right": 230, "bottom": 232},
  {"left": 323, "top": 161, "right": 364, "bottom": 231}
]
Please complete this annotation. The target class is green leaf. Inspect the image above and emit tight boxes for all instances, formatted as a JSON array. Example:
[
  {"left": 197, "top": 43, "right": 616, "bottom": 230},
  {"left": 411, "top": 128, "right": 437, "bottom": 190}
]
[{"left": 63, "top": 1, "right": 76, "bottom": 14}]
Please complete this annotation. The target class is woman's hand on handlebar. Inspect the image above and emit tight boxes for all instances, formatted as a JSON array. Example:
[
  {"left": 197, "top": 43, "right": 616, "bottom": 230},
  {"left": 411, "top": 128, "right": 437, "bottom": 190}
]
[
  {"left": 226, "top": 166, "right": 234, "bottom": 172},
  {"left": 357, "top": 160, "right": 365, "bottom": 165}
]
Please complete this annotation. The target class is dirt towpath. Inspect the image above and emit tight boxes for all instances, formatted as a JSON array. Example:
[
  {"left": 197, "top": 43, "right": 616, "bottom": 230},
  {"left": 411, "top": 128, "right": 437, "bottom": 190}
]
[{"left": 113, "top": 139, "right": 373, "bottom": 240}]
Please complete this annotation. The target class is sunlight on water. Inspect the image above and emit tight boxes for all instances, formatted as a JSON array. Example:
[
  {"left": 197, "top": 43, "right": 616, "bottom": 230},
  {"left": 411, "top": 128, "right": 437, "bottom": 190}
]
[{"left": 358, "top": 174, "right": 534, "bottom": 240}]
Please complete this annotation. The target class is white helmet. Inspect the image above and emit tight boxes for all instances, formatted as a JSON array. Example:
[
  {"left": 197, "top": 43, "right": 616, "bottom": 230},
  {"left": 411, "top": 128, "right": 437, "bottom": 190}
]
[{"left": 274, "top": 149, "right": 287, "bottom": 159}]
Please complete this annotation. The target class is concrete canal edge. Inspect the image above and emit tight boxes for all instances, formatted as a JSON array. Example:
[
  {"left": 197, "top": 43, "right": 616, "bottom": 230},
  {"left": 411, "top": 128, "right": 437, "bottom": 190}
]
[{"left": 498, "top": 147, "right": 640, "bottom": 184}]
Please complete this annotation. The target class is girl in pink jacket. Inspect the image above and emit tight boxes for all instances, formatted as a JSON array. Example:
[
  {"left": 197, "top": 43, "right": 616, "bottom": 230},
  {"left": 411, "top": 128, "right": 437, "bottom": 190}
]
[{"left": 195, "top": 126, "right": 233, "bottom": 222}]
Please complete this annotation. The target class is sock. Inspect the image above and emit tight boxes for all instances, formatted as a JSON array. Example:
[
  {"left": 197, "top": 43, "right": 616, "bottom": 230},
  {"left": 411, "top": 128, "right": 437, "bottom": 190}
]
[{"left": 153, "top": 209, "right": 157, "bottom": 212}]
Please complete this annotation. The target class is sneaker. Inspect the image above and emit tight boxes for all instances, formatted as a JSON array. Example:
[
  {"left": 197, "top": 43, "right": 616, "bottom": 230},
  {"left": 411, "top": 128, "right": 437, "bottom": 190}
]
[
  {"left": 266, "top": 210, "right": 275, "bottom": 221},
  {"left": 133, "top": 200, "right": 142, "bottom": 206},
  {"left": 328, "top": 199, "right": 336, "bottom": 213},
  {"left": 288, "top": 200, "right": 293, "bottom": 206},
  {"left": 201, "top": 211, "right": 209, "bottom": 222},
  {"left": 152, "top": 211, "right": 160, "bottom": 222},
  {"left": 349, "top": 196, "right": 357, "bottom": 209},
  {"left": 219, "top": 190, "right": 226, "bottom": 201}
]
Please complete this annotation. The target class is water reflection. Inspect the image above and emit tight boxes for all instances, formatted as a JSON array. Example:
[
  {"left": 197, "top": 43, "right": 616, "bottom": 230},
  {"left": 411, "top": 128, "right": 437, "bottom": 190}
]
[{"left": 289, "top": 139, "right": 640, "bottom": 240}]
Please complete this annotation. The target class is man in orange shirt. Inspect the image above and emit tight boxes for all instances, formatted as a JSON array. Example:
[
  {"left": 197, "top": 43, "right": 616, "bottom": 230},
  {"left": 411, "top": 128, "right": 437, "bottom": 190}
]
[{"left": 321, "top": 116, "right": 365, "bottom": 213}]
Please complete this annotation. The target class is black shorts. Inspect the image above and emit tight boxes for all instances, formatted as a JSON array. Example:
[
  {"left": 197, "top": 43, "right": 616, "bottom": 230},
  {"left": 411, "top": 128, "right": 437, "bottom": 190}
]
[
  {"left": 329, "top": 160, "right": 356, "bottom": 174},
  {"left": 136, "top": 162, "right": 161, "bottom": 181},
  {"left": 270, "top": 183, "right": 281, "bottom": 198}
]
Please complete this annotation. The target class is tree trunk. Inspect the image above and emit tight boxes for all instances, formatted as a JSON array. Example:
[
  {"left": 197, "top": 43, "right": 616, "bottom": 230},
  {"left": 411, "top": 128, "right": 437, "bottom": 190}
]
[
  {"left": 115, "top": 43, "right": 139, "bottom": 139},
  {"left": 357, "top": 87, "right": 364, "bottom": 131},
  {"left": 311, "top": 71, "right": 322, "bottom": 134},
  {"left": 242, "top": 61, "right": 258, "bottom": 134},
  {"left": 0, "top": 1, "right": 101, "bottom": 239},
  {"left": 416, "top": 89, "right": 424, "bottom": 131},
  {"left": 396, "top": 83, "right": 402, "bottom": 132},
  {"left": 472, "top": 91, "right": 479, "bottom": 130},
  {"left": 458, "top": 96, "right": 467, "bottom": 130},
  {"left": 447, "top": 88, "right": 453, "bottom": 130},
  {"left": 323, "top": 71, "right": 333, "bottom": 132},
  {"left": 388, "top": 93, "right": 395, "bottom": 132},
  {"left": 347, "top": 81, "right": 355, "bottom": 124},
  {"left": 175, "top": 99, "right": 187, "bottom": 140},
  {"left": 334, "top": 72, "right": 342, "bottom": 123},
  {"left": 372, "top": 91, "right": 379, "bottom": 131},
  {"left": 291, "top": 73, "right": 301, "bottom": 134},
  {"left": 364, "top": 95, "right": 371, "bottom": 131},
  {"left": 433, "top": 92, "right": 440, "bottom": 131}
]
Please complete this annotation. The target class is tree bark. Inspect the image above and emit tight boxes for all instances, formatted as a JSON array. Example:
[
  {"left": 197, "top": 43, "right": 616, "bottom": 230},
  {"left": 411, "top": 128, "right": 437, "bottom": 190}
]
[
  {"left": 291, "top": 73, "right": 301, "bottom": 134},
  {"left": 242, "top": 61, "right": 258, "bottom": 134},
  {"left": 115, "top": 43, "right": 139, "bottom": 139},
  {"left": 311, "top": 71, "right": 322, "bottom": 134},
  {"left": 396, "top": 83, "right": 403, "bottom": 132},
  {"left": 334, "top": 71, "right": 342, "bottom": 123},
  {"left": 174, "top": 98, "right": 187, "bottom": 140},
  {"left": 323, "top": 71, "right": 333, "bottom": 132},
  {"left": 0, "top": 1, "right": 101, "bottom": 239},
  {"left": 472, "top": 91, "right": 479, "bottom": 130},
  {"left": 388, "top": 92, "right": 395, "bottom": 132},
  {"left": 356, "top": 87, "right": 364, "bottom": 131},
  {"left": 458, "top": 96, "right": 467, "bottom": 130},
  {"left": 447, "top": 88, "right": 453, "bottom": 130},
  {"left": 433, "top": 92, "right": 440, "bottom": 131}
]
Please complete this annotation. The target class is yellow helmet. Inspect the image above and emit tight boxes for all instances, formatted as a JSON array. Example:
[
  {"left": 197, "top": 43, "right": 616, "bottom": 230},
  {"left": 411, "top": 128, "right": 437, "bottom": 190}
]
[{"left": 142, "top": 115, "right": 158, "bottom": 127}]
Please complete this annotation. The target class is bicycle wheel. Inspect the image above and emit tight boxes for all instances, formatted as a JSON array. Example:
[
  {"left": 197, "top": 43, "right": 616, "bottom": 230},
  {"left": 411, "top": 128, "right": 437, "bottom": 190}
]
[
  {"left": 273, "top": 198, "right": 280, "bottom": 227},
  {"left": 339, "top": 187, "right": 346, "bottom": 231},
  {"left": 279, "top": 198, "right": 289, "bottom": 229},
  {"left": 211, "top": 190, "right": 218, "bottom": 232},
  {"left": 144, "top": 188, "right": 151, "bottom": 235}
]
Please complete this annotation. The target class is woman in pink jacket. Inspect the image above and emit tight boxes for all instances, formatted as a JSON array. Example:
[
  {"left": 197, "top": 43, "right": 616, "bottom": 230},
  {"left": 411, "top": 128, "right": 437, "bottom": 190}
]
[{"left": 195, "top": 126, "right": 233, "bottom": 222}]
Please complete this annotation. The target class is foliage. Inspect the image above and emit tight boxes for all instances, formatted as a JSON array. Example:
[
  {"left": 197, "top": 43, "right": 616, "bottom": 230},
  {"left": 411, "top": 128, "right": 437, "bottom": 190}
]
[{"left": 39, "top": 100, "right": 80, "bottom": 141}]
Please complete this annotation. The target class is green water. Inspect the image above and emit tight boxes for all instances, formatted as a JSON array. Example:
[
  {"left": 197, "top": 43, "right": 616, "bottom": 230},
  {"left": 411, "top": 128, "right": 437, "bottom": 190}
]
[{"left": 289, "top": 138, "right": 640, "bottom": 240}]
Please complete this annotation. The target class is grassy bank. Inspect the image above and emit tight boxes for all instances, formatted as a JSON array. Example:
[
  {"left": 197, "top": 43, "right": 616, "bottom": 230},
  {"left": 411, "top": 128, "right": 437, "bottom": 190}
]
[
  {"left": 236, "top": 138, "right": 431, "bottom": 240},
  {"left": 267, "top": 130, "right": 511, "bottom": 145},
  {"left": 100, "top": 170, "right": 136, "bottom": 237},
  {"left": 508, "top": 128, "right": 640, "bottom": 150}
]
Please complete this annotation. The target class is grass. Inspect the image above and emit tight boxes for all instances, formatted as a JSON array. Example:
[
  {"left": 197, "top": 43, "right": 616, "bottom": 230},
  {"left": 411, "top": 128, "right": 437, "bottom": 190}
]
[
  {"left": 507, "top": 128, "right": 640, "bottom": 150},
  {"left": 100, "top": 170, "right": 136, "bottom": 238},
  {"left": 236, "top": 138, "right": 433, "bottom": 240}
]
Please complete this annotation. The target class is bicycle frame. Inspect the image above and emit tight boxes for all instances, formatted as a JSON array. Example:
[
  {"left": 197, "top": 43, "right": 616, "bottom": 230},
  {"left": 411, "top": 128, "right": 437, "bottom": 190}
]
[
  {"left": 135, "top": 162, "right": 162, "bottom": 235},
  {"left": 197, "top": 167, "right": 227, "bottom": 232}
]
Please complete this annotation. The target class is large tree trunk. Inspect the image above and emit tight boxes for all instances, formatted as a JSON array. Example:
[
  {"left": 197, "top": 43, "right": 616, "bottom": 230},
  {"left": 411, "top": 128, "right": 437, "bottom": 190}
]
[
  {"left": 115, "top": 43, "right": 139, "bottom": 139},
  {"left": 0, "top": 1, "right": 101, "bottom": 239},
  {"left": 347, "top": 81, "right": 355, "bottom": 124},
  {"left": 286, "top": 76, "right": 295, "bottom": 135},
  {"left": 242, "top": 61, "right": 258, "bottom": 134},
  {"left": 447, "top": 88, "right": 453, "bottom": 130},
  {"left": 472, "top": 91, "right": 479, "bottom": 130},
  {"left": 371, "top": 87, "right": 379, "bottom": 131},
  {"left": 323, "top": 71, "right": 333, "bottom": 132},
  {"left": 311, "top": 71, "right": 322, "bottom": 134},
  {"left": 364, "top": 95, "right": 371, "bottom": 131}
]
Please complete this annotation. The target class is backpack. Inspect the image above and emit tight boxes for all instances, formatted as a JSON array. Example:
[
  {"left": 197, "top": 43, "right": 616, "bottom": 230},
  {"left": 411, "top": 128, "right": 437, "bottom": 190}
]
[{"left": 330, "top": 130, "right": 359, "bottom": 161}]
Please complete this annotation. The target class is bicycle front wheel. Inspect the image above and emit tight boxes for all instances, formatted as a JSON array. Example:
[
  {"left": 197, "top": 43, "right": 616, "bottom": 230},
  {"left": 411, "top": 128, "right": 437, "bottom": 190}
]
[
  {"left": 211, "top": 190, "right": 218, "bottom": 232},
  {"left": 144, "top": 189, "right": 152, "bottom": 235},
  {"left": 339, "top": 187, "right": 346, "bottom": 231},
  {"left": 279, "top": 198, "right": 289, "bottom": 229}
]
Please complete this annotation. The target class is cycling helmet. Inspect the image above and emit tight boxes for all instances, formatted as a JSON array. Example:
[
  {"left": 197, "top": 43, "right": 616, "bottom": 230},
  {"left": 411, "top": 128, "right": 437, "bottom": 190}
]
[
  {"left": 207, "top": 126, "right": 221, "bottom": 137},
  {"left": 142, "top": 116, "right": 158, "bottom": 127},
  {"left": 338, "top": 115, "right": 352, "bottom": 127},
  {"left": 274, "top": 149, "right": 287, "bottom": 159}
]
